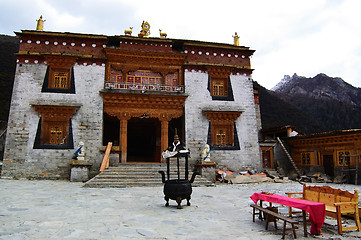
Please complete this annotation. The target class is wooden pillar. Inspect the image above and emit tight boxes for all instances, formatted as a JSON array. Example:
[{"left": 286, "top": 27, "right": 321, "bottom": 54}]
[
  {"left": 160, "top": 71, "right": 168, "bottom": 85},
  {"left": 161, "top": 121, "right": 169, "bottom": 163},
  {"left": 160, "top": 113, "right": 171, "bottom": 163},
  {"left": 119, "top": 119, "right": 127, "bottom": 163},
  {"left": 118, "top": 112, "right": 131, "bottom": 163}
]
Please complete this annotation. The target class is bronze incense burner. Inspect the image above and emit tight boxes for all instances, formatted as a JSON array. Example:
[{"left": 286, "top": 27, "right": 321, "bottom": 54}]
[{"left": 159, "top": 151, "right": 199, "bottom": 209}]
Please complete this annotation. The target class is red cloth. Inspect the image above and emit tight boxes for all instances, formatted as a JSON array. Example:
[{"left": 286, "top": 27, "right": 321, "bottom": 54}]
[{"left": 250, "top": 193, "right": 325, "bottom": 235}]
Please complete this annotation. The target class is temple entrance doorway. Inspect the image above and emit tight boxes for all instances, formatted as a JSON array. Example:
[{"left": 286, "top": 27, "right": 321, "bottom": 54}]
[
  {"left": 102, "top": 112, "right": 185, "bottom": 163},
  {"left": 127, "top": 117, "right": 160, "bottom": 162}
]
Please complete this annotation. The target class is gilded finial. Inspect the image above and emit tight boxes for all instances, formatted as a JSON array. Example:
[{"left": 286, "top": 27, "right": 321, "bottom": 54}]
[
  {"left": 159, "top": 29, "right": 167, "bottom": 38},
  {"left": 138, "top": 21, "right": 150, "bottom": 37},
  {"left": 36, "top": 15, "right": 45, "bottom": 31},
  {"left": 233, "top": 32, "right": 239, "bottom": 46},
  {"left": 174, "top": 128, "right": 179, "bottom": 143}
]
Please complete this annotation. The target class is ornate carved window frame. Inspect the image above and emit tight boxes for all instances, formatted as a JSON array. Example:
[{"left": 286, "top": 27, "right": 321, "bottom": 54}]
[
  {"left": 42, "top": 55, "right": 77, "bottom": 94},
  {"left": 207, "top": 66, "right": 234, "bottom": 101},
  {"left": 204, "top": 110, "right": 241, "bottom": 150},
  {"left": 32, "top": 105, "right": 79, "bottom": 149},
  {"left": 299, "top": 151, "right": 322, "bottom": 166},
  {"left": 337, "top": 150, "right": 353, "bottom": 167}
]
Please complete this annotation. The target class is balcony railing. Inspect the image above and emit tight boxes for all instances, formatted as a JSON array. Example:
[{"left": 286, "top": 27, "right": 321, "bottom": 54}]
[{"left": 104, "top": 82, "right": 184, "bottom": 93}]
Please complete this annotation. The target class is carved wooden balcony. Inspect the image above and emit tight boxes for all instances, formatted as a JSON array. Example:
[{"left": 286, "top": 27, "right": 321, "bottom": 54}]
[{"left": 104, "top": 81, "right": 185, "bottom": 93}]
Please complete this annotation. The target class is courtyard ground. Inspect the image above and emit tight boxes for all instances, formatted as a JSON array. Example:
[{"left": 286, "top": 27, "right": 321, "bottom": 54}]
[{"left": 1, "top": 179, "right": 361, "bottom": 239}]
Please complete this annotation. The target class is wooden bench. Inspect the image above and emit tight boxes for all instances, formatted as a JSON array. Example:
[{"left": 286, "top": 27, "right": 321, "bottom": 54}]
[
  {"left": 286, "top": 183, "right": 361, "bottom": 234},
  {"left": 251, "top": 204, "right": 298, "bottom": 239}
]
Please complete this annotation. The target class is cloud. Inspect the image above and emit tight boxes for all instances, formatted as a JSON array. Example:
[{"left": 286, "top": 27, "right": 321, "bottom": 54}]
[{"left": 1, "top": 0, "right": 361, "bottom": 89}]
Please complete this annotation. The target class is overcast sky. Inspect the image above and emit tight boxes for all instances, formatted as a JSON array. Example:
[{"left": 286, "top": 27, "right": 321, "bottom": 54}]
[{"left": 1, "top": 0, "right": 361, "bottom": 89}]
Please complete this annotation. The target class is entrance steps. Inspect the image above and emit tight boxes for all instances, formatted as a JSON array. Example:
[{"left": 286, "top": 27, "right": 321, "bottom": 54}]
[{"left": 83, "top": 163, "right": 215, "bottom": 188}]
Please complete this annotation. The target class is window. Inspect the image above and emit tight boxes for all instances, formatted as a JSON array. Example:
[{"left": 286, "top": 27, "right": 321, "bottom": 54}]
[
  {"left": 338, "top": 151, "right": 352, "bottom": 166},
  {"left": 216, "top": 129, "right": 226, "bottom": 145},
  {"left": 32, "top": 105, "right": 79, "bottom": 149},
  {"left": 53, "top": 71, "right": 69, "bottom": 89},
  {"left": 127, "top": 70, "right": 161, "bottom": 86},
  {"left": 42, "top": 55, "right": 76, "bottom": 93},
  {"left": 50, "top": 126, "right": 64, "bottom": 144},
  {"left": 207, "top": 66, "right": 234, "bottom": 101},
  {"left": 109, "top": 69, "right": 123, "bottom": 83},
  {"left": 213, "top": 125, "right": 233, "bottom": 146},
  {"left": 204, "top": 110, "right": 241, "bottom": 150},
  {"left": 165, "top": 73, "right": 179, "bottom": 91},
  {"left": 212, "top": 80, "right": 225, "bottom": 96},
  {"left": 300, "top": 152, "right": 319, "bottom": 166},
  {"left": 302, "top": 152, "right": 311, "bottom": 165}
]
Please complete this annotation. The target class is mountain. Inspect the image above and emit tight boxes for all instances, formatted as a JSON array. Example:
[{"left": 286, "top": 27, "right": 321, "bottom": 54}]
[
  {"left": 0, "top": 35, "right": 19, "bottom": 122},
  {"left": 272, "top": 73, "right": 361, "bottom": 106},
  {"left": 254, "top": 81, "right": 323, "bottom": 134},
  {"left": 266, "top": 73, "right": 361, "bottom": 133}
]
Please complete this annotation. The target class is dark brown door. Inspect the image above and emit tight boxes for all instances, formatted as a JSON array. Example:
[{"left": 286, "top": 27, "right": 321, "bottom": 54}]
[
  {"left": 262, "top": 150, "right": 272, "bottom": 169},
  {"left": 323, "top": 155, "right": 334, "bottom": 178}
]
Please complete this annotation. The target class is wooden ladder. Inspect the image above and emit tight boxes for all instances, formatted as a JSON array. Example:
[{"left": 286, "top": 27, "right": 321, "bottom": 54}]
[{"left": 277, "top": 137, "right": 301, "bottom": 177}]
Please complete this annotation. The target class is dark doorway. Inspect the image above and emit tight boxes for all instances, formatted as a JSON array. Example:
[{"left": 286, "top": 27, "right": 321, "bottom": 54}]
[
  {"left": 262, "top": 150, "right": 272, "bottom": 169},
  {"left": 323, "top": 155, "right": 334, "bottom": 178},
  {"left": 103, "top": 113, "right": 120, "bottom": 146},
  {"left": 127, "top": 117, "right": 160, "bottom": 162}
]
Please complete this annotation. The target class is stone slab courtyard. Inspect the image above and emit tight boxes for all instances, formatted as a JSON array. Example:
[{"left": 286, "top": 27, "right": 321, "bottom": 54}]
[{"left": 1, "top": 179, "right": 361, "bottom": 239}]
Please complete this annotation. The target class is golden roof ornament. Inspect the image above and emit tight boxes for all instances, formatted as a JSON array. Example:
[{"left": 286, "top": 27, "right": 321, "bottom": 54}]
[
  {"left": 159, "top": 29, "right": 167, "bottom": 38},
  {"left": 124, "top": 27, "right": 133, "bottom": 36},
  {"left": 36, "top": 15, "right": 45, "bottom": 31},
  {"left": 174, "top": 128, "right": 179, "bottom": 143},
  {"left": 138, "top": 21, "right": 150, "bottom": 37},
  {"left": 233, "top": 32, "right": 239, "bottom": 46}
]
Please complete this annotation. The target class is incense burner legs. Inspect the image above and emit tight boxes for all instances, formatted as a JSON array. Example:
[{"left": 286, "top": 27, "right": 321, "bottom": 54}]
[{"left": 163, "top": 179, "right": 192, "bottom": 209}]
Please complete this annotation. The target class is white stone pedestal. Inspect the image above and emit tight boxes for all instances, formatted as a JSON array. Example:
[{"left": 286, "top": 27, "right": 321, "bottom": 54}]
[
  {"left": 196, "top": 161, "right": 216, "bottom": 182},
  {"left": 70, "top": 161, "right": 92, "bottom": 182}
]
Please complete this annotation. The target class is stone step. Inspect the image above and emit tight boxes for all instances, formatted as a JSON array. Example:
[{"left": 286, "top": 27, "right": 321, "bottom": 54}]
[
  {"left": 84, "top": 181, "right": 213, "bottom": 188},
  {"left": 101, "top": 169, "right": 186, "bottom": 173},
  {"left": 96, "top": 174, "right": 168, "bottom": 178},
  {"left": 84, "top": 164, "right": 214, "bottom": 188}
]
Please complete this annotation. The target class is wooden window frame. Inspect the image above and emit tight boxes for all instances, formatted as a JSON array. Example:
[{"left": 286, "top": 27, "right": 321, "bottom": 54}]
[
  {"left": 42, "top": 120, "right": 68, "bottom": 145},
  {"left": 204, "top": 110, "right": 241, "bottom": 150},
  {"left": 49, "top": 68, "right": 71, "bottom": 89},
  {"left": 211, "top": 79, "right": 227, "bottom": 97},
  {"left": 42, "top": 55, "right": 77, "bottom": 93},
  {"left": 337, "top": 150, "right": 353, "bottom": 167},
  {"left": 301, "top": 152, "right": 312, "bottom": 166},
  {"left": 213, "top": 124, "right": 233, "bottom": 146},
  {"left": 32, "top": 105, "right": 79, "bottom": 149},
  {"left": 300, "top": 151, "right": 320, "bottom": 166},
  {"left": 206, "top": 66, "right": 234, "bottom": 101}
]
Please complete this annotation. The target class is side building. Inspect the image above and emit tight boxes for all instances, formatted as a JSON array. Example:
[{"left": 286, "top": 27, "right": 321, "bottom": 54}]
[{"left": 1, "top": 27, "right": 260, "bottom": 180}]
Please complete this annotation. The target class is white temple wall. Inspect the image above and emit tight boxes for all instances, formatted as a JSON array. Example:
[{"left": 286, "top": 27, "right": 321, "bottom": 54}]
[
  {"left": 2, "top": 63, "right": 104, "bottom": 179},
  {"left": 184, "top": 70, "right": 261, "bottom": 171}
]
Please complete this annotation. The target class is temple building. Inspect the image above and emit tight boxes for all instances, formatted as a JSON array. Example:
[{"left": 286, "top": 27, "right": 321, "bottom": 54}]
[{"left": 1, "top": 21, "right": 261, "bottom": 180}]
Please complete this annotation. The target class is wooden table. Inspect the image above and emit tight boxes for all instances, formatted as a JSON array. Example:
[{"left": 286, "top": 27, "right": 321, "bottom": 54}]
[{"left": 250, "top": 192, "right": 325, "bottom": 237}]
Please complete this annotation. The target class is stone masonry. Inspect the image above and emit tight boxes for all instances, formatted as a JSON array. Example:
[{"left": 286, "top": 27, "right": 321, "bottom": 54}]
[
  {"left": 1, "top": 29, "right": 261, "bottom": 180},
  {"left": 185, "top": 70, "right": 261, "bottom": 171},
  {"left": 2, "top": 63, "right": 104, "bottom": 179}
]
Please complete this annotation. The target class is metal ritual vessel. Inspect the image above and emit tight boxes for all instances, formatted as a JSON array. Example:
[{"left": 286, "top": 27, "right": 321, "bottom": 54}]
[{"left": 159, "top": 151, "right": 199, "bottom": 209}]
